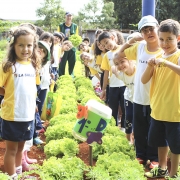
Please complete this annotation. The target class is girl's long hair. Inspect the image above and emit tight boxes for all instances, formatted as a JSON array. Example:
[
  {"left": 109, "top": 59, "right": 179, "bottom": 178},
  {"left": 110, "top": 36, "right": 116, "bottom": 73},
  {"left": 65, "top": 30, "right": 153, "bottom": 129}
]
[
  {"left": 109, "top": 29, "right": 125, "bottom": 45},
  {"left": 2, "top": 26, "right": 41, "bottom": 75}
]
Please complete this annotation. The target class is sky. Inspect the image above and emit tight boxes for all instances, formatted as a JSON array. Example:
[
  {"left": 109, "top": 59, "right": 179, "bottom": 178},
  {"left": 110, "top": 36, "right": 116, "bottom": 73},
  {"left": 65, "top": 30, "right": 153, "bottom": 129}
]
[{"left": 0, "top": 0, "right": 91, "bottom": 20}]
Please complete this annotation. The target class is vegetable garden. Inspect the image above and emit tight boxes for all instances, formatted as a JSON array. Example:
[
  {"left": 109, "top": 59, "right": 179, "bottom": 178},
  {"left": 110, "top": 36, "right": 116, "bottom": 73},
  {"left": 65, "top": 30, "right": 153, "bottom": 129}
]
[{"left": 0, "top": 43, "right": 147, "bottom": 179}]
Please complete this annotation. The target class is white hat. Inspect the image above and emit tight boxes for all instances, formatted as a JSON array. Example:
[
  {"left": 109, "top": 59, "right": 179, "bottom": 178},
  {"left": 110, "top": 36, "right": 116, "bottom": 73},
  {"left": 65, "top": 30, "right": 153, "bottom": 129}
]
[
  {"left": 38, "top": 41, "right": 51, "bottom": 61},
  {"left": 138, "top": 15, "right": 159, "bottom": 31}
]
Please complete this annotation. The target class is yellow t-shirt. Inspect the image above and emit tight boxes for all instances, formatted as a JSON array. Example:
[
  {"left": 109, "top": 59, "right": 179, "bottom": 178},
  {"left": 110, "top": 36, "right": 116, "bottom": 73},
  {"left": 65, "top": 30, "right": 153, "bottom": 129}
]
[
  {"left": 89, "top": 67, "right": 98, "bottom": 75},
  {"left": 96, "top": 53, "right": 105, "bottom": 66},
  {"left": 150, "top": 50, "right": 180, "bottom": 122},
  {"left": 0, "top": 60, "right": 37, "bottom": 121}
]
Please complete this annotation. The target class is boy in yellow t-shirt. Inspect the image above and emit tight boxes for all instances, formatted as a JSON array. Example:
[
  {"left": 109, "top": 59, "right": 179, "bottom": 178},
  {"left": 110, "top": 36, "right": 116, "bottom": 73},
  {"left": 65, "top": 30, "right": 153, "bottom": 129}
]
[{"left": 142, "top": 19, "right": 180, "bottom": 179}]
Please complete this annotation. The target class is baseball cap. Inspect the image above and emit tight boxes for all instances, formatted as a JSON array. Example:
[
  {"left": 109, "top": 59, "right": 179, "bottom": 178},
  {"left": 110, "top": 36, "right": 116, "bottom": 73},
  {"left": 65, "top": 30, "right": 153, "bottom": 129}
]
[
  {"left": 138, "top": 15, "right": 158, "bottom": 31},
  {"left": 65, "top": 12, "right": 72, "bottom": 16},
  {"left": 38, "top": 41, "right": 51, "bottom": 61}
]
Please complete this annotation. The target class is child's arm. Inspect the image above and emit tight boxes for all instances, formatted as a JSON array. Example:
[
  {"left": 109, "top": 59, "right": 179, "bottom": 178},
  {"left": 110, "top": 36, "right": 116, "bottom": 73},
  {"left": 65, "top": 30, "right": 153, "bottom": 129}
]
[
  {"left": 94, "top": 73, "right": 100, "bottom": 81},
  {"left": 155, "top": 58, "right": 180, "bottom": 76},
  {"left": 111, "top": 65, "right": 120, "bottom": 78},
  {"left": 0, "top": 87, "right": 5, "bottom": 96},
  {"left": 141, "top": 58, "right": 155, "bottom": 84},
  {"left": 100, "top": 70, "right": 109, "bottom": 100},
  {"left": 118, "top": 33, "right": 143, "bottom": 58}
]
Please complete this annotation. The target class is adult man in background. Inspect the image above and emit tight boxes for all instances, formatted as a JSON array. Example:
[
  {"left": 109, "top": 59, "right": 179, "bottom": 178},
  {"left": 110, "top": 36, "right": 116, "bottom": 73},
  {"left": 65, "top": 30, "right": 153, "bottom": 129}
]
[{"left": 58, "top": 12, "right": 78, "bottom": 76}]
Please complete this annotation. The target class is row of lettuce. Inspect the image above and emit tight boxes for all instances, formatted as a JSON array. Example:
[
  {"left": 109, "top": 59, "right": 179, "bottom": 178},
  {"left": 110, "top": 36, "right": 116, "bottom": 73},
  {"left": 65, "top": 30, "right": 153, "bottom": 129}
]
[{"left": 0, "top": 60, "right": 146, "bottom": 179}]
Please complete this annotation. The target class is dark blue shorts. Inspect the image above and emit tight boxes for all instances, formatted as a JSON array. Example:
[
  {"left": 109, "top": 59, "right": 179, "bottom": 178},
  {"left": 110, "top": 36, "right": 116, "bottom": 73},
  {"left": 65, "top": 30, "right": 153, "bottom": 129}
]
[
  {"left": 1, "top": 119, "right": 34, "bottom": 142},
  {"left": 148, "top": 118, "right": 180, "bottom": 154},
  {"left": 124, "top": 100, "right": 133, "bottom": 134}
]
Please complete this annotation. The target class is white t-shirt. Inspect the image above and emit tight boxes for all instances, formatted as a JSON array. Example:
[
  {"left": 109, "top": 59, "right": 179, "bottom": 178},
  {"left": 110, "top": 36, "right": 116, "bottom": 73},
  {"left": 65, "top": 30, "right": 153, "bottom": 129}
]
[
  {"left": 101, "top": 46, "right": 125, "bottom": 87},
  {"left": 0, "top": 60, "right": 36, "bottom": 121},
  {"left": 125, "top": 41, "right": 162, "bottom": 105},
  {"left": 116, "top": 62, "right": 136, "bottom": 102},
  {"left": 40, "top": 61, "right": 51, "bottom": 90}
]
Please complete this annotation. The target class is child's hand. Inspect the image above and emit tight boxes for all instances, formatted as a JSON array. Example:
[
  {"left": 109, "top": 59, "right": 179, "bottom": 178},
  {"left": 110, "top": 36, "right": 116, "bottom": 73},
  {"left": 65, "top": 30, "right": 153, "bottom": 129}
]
[
  {"left": 35, "top": 106, "right": 39, "bottom": 113},
  {"left": 147, "top": 58, "right": 156, "bottom": 67},
  {"left": 100, "top": 90, "right": 106, "bottom": 101},
  {"left": 154, "top": 58, "right": 165, "bottom": 66},
  {"left": 133, "top": 32, "right": 144, "bottom": 41},
  {"left": 50, "top": 73, "right": 55, "bottom": 80}
]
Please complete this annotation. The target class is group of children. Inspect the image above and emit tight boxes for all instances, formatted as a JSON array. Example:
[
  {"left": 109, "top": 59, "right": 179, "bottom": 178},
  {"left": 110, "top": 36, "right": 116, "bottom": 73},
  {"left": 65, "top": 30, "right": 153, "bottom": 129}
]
[
  {"left": 0, "top": 14, "right": 180, "bottom": 179},
  {"left": 79, "top": 16, "right": 180, "bottom": 179}
]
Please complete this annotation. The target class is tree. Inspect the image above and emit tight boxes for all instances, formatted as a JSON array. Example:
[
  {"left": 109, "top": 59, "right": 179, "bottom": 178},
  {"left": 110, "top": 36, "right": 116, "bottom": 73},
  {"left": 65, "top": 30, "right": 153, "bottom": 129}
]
[
  {"left": 155, "top": 0, "right": 178, "bottom": 22},
  {"left": 0, "top": 20, "right": 22, "bottom": 33},
  {"left": 112, "top": 0, "right": 142, "bottom": 30},
  {"left": 36, "top": 0, "right": 65, "bottom": 32},
  {"left": 98, "top": 2, "right": 117, "bottom": 29},
  {"left": 73, "top": 0, "right": 116, "bottom": 30}
]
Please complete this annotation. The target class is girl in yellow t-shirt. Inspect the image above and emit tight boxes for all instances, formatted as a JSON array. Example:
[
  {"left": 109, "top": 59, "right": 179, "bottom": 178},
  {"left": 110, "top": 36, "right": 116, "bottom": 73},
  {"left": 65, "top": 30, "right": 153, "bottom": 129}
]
[{"left": 0, "top": 26, "right": 41, "bottom": 179}]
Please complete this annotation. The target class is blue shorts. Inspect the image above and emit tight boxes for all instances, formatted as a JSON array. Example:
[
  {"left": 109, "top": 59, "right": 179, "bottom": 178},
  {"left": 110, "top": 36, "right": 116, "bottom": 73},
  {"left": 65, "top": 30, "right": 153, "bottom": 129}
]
[
  {"left": 124, "top": 100, "right": 133, "bottom": 134},
  {"left": 148, "top": 118, "right": 180, "bottom": 154},
  {"left": 1, "top": 119, "right": 34, "bottom": 142}
]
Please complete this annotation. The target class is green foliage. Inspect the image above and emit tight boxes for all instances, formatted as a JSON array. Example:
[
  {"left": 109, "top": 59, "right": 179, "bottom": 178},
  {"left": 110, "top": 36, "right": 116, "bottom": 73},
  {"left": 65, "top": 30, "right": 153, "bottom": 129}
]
[
  {"left": 0, "top": 40, "right": 8, "bottom": 51},
  {"left": 92, "top": 134, "right": 135, "bottom": 160},
  {"left": 44, "top": 138, "right": 79, "bottom": 158},
  {"left": 49, "top": 113, "right": 77, "bottom": 126},
  {"left": 69, "top": 34, "right": 82, "bottom": 48},
  {"left": 98, "top": 2, "right": 117, "bottom": 29},
  {"left": 108, "top": 116, "right": 116, "bottom": 126},
  {"left": 0, "top": 50, "right": 6, "bottom": 62},
  {"left": 0, "top": 20, "right": 21, "bottom": 33},
  {"left": 0, "top": 172, "right": 9, "bottom": 180},
  {"left": 36, "top": 0, "right": 65, "bottom": 32},
  {"left": 45, "top": 122, "right": 74, "bottom": 143},
  {"left": 86, "top": 152, "right": 145, "bottom": 180},
  {"left": 112, "top": 0, "right": 141, "bottom": 29},
  {"left": 40, "top": 156, "right": 87, "bottom": 180},
  {"left": 74, "top": 77, "right": 93, "bottom": 89}
]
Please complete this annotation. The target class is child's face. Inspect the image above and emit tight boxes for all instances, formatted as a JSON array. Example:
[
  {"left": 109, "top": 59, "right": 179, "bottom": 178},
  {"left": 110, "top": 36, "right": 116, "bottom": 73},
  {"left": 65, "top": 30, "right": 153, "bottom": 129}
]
[
  {"left": 141, "top": 26, "right": 159, "bottom": 43},
  {"left": 43, "top": 37, "right": 52, "bottom": 47},
  {"left": 63, "top": 42, "right": 73, "bottom": 51},
  {"left": 81, "top": 52, "right": 92, "bottom": 66},
  {"left": 83, "top": 40, "right": 89, "bottom": 45},
  {"left": 100, "top": 36, "right": 115, "bottom": 51},
  {"left": 79, "top": 44, "right": 89, "bottom": 52},
  {"left": 38, "top": 44, "right": 47, "bottom": 60},
  {"left": 158, "top": 31, "right": 178, "bottom": 55},
  {"left": 113, "top": 57, "right": 129, "bottom": 73},
  {"left": 53, "top": 36, "right": 61, "bottom": 44},
  {"left": 14, "top": 34, "right": 34, "bottom": 61},
  {"left": 97, "top": 41, "right": 106, "bottom": 52}
]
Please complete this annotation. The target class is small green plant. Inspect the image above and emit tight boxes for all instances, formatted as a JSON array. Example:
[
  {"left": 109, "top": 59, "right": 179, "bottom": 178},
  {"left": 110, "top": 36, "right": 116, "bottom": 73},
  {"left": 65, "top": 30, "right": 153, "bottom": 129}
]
[
  {"left": 86, "top": 152, "right": 145, "bottom": 180},
  {"left": 0, "top": 171, "right": 9, "bottom": 180},
  {"left": 40, "top": 156, "right": 87, "bottom": 180},
  {"left": 69, "top": 34, "right": 82, "bottom": 48},
  {"left": 44, "top": 138, "right": 79, "bottom": 158}
]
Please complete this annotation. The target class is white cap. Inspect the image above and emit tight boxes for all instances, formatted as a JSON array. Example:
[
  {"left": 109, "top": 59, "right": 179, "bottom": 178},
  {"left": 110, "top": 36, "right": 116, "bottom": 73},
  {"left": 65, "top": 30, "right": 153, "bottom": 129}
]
[{"left": 138, "top": 15, "right": 158, "bottom": 31}]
